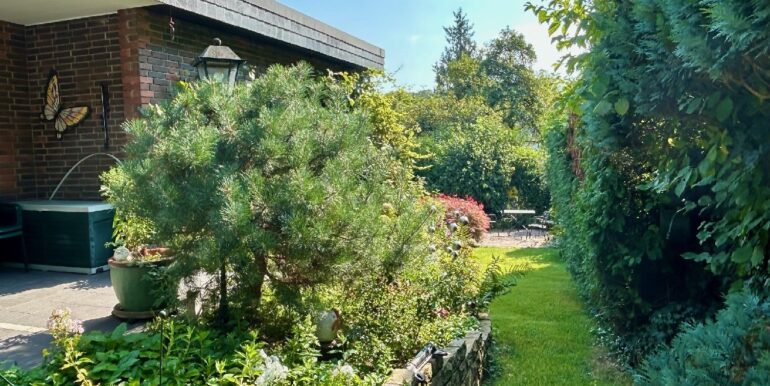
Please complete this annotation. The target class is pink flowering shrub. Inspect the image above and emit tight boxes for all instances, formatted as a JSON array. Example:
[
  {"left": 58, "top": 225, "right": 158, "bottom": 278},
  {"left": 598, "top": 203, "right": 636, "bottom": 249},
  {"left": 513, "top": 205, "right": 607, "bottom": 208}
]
[{"left": 434, "top": 194, "right": 491, "bottom": 241}]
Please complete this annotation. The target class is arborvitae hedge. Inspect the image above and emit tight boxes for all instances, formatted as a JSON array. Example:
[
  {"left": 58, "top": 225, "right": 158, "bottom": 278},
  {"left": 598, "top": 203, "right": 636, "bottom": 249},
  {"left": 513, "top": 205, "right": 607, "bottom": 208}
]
[{"left": 533, "top": 0, "right": 770, "bottom": 370}]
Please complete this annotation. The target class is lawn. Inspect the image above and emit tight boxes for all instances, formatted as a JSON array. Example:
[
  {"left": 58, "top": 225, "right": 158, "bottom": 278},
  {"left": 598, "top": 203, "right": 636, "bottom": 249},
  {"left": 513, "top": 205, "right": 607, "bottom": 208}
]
[{"left": 474, "top": 247, "right": 629, "bottom": 386}]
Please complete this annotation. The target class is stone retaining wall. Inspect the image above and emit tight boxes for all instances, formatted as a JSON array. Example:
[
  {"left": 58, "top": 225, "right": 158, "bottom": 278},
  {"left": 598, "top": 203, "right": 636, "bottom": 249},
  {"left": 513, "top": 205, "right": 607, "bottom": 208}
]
[{"left": 384, "top": 316, "right": 492, "bottom": 386}]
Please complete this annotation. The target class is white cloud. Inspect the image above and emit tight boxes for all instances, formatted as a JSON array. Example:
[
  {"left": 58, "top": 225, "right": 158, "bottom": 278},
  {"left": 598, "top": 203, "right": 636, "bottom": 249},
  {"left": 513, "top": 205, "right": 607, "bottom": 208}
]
[{"left": 408, "top": 34, "right": 421, "bottom": 44}]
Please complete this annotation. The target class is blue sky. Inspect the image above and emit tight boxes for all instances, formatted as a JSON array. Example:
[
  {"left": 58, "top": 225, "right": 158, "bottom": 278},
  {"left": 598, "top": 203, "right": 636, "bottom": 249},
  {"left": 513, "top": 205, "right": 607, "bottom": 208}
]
[{"left": 281, "top": 0, "right": 563, "bottom": 91}]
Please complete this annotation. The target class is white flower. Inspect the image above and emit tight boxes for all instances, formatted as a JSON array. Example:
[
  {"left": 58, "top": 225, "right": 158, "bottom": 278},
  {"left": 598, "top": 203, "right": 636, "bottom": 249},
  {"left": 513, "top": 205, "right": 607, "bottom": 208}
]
[
  {"left": 68, "top": 319, "right": 84, "bottom": 334},
  {"left": 333, "top": 364, "right": 356, "bottom": 377},
  {"left": 256, "top": 349, "right": 288, "bottom": 385}
]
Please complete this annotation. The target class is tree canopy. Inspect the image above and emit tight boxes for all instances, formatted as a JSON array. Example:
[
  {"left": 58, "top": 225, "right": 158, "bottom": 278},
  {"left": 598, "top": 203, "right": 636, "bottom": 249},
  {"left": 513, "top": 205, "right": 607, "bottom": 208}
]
[{"left": 434, "top": 8, "right": 477, "bottom": 90}]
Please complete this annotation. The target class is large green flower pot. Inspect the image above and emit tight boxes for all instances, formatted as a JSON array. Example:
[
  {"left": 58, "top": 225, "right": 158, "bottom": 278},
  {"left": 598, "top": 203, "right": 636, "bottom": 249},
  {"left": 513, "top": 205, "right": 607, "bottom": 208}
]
[{"left": 109, "top": 258, "right": 173, "bottom": 313}]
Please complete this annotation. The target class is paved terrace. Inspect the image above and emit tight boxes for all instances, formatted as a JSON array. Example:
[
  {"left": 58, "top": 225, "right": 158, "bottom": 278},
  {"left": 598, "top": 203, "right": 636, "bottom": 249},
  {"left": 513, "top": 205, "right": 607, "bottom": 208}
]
[{"left": 0, "top": 269, "right": 141, "bottom": 369}]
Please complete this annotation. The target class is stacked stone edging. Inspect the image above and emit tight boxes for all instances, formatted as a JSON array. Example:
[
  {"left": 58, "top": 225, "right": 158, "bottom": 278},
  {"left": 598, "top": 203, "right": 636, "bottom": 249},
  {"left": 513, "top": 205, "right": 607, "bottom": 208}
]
[{"left": 384, "top": 315, "right": 492, "bottom": 386}]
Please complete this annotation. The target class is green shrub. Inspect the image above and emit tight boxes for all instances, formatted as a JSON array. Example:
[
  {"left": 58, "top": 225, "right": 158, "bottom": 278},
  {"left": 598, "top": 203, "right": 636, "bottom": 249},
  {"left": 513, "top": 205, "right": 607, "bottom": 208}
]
[
  {"left": 418, "top": 116, "right": 518, "bottom": 213},
  {"left": 0, "top": 317, "right": 377, "bottom": 386},
  {"left": 1, "top": 218, "right": 486, "bottom": 384},
  {"left": 319, "top": 200, "right": 484, "bottom": 373},
  {"left": 100, "top": 63, "right": 431, "bottom": 324},
  {"left": 532, "top": 0, "right": 770, "bottom": 366},
  {"left": 414, "top": 98, "right": 549, "bottom": 214},
  {"left": 638, "top": 291, "right": 770, "bottom": 385}
]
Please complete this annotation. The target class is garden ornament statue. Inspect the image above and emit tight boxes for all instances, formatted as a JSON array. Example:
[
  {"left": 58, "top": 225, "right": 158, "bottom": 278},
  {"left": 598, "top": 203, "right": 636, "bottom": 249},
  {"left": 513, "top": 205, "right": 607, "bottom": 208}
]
[{"left": 315, "top": 309, "right": 341, "bottom": 343}]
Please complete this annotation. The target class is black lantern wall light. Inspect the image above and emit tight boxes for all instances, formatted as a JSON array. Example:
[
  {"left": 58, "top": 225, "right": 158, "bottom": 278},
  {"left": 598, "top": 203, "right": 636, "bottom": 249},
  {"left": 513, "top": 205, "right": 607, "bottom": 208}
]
[{"left": 192, "top": 38, "right": 246, "bottom": 87}]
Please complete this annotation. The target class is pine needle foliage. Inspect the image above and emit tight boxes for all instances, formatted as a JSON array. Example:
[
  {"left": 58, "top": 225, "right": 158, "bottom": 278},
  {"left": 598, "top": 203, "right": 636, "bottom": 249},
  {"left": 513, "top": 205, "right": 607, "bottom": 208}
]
[
  {"left": 434, "top": 8, "right": 478, "bottom": 90},
  {"left": 101, "top": 63, "right": 431, "bottom": 324}
]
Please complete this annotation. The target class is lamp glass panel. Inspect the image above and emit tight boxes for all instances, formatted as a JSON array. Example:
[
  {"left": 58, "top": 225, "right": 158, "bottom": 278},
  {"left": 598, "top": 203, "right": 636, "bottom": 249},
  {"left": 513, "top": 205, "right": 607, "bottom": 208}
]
[{"left": 205, "top": 63, "right": 230, "bottom": 84}]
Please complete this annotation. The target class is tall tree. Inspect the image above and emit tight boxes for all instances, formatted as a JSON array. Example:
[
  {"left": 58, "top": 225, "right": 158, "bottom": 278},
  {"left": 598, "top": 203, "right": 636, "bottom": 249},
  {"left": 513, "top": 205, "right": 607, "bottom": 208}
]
[
  {"left": 481, "top": 27, "right": 539, "bottom": 130},
  {"left": 434, "top": 8, "right": 477, "bottom": 90}
]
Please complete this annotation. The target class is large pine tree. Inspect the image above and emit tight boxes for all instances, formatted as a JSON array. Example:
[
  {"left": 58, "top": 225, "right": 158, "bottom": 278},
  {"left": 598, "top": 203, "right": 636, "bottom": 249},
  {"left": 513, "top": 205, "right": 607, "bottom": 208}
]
[{"left": 434, "top": 8, "right": 477, "bottom": 89}]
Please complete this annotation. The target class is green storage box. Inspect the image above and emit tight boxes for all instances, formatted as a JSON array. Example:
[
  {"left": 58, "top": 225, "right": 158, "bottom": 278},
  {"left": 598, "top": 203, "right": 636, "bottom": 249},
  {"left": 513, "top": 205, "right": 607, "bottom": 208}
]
[{"left": 15, "top": 200, "right": 114, "bottom": 274}]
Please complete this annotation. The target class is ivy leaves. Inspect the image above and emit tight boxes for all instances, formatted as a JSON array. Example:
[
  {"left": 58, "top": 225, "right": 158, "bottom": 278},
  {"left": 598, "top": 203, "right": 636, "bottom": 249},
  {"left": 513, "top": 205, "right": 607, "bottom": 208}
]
[
  {"left": 714, "top": 96, "right": 733, "bottom": 122},
  {"left": 614, "top": 98, "right": 630, "bottom": 115}
]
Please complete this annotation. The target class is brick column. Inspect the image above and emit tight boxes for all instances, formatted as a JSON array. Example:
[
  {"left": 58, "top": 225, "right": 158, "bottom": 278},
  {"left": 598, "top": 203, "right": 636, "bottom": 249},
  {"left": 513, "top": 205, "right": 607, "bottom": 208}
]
[
  {"left": 0, "top": 20, "right": 34, "bottom": 200},
  {"left": 117, "top": 8, "right": 149, "bottom": 121}
]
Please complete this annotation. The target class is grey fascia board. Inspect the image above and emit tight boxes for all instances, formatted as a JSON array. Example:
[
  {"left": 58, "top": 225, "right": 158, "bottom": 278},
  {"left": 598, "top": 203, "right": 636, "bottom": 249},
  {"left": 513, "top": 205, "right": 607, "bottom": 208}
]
[{"left": 157, "top": 0, "right": 384, "bottom": 69}]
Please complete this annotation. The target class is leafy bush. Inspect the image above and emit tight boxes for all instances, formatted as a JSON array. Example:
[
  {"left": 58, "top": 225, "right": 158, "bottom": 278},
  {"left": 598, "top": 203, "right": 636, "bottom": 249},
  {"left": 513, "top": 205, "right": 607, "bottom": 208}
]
[
  {"left": 434, "top": 194, "right": 490, "bottom": 241},
  {"left": 1, "top": 197, "right": 492, "bottom": 385},
  {"left": 400, "top": 92, "right": 497, "bottom": 134},
  {"left": 0, "top": 316, "right": 377, "bottom": 386},
  {"left": 319, "top": 199, "right": 485, "bottom": 373},
  {"left": 83, "top": 63, "right": 499, "bottom": 385},
  {"left": 532, "top": 0, "right": 770, "bottom": 367},
  {"left": 638, "top": 291, "right": 770, "bottom": 385},
  {"left": 475, "top": 255, "right": 523, "bottom": 312},
  {"left": 418, "top": 118, "right": 549, "bottom": 214},
  {"left": 508, "top": 145, "right": 549, "bottom": 212},
  {"left": 418, "top": 116, "right": 518, "bottom": 213}
]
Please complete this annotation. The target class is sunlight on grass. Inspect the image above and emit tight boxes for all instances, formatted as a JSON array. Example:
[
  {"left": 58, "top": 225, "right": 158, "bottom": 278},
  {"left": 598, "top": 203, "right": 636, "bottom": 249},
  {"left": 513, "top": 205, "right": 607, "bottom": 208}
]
[
  {"left": 474, "top": 247, "right": 630, "bottom": 386},
  {"left": 474, "top": 247, "right": 553, "bottom": 272}
]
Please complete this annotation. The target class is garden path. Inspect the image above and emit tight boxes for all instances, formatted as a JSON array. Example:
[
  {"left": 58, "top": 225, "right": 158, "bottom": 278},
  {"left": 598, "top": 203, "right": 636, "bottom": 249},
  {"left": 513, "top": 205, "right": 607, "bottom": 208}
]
[
  {"left": 474, "top": 247, "right": 629, "bottom": 385},
  {"left": 481, "top": 230, "right": 550, "bottom": 248}
]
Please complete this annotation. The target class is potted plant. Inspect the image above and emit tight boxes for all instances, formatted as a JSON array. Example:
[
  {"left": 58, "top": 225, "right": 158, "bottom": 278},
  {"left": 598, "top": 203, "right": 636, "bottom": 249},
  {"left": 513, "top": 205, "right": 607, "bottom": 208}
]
[{"left": 107, "top": 215, "right": 175, "bottom": 319}]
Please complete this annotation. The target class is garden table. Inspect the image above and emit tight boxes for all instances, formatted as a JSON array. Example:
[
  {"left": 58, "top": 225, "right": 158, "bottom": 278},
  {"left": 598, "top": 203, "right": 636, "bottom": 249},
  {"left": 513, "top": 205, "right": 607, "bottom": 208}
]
[{"left": 500, "top": 209, "right": 536, "bottom": 235}]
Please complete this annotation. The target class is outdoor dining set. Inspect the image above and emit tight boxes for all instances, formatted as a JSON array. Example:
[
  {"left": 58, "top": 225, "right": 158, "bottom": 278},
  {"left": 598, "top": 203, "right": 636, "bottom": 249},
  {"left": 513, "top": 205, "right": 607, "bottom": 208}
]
[{"left": 487, "top": 209, "right": 553, "bottom": 238}]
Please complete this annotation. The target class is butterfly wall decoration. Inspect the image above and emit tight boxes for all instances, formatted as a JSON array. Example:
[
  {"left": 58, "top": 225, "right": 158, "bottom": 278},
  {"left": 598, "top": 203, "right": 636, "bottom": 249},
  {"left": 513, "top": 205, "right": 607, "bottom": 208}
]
[{"left": 40, "top": 69, "right": 90, "bottom": 139}]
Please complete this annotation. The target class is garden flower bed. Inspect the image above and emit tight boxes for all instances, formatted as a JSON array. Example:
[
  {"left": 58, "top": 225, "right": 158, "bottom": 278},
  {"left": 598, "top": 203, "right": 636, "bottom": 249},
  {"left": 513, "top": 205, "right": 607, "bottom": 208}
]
[{"left": 0, "top": 64, "right": 517, "bottom": 385}]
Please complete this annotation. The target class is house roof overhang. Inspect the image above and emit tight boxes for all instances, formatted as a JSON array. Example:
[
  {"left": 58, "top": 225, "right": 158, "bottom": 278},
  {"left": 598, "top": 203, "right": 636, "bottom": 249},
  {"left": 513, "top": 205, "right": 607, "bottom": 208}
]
[
  {"left": 0, "top": 0, "right": 384, "bottom": 70},
  {"left": 0, "top": 0, "right": 159, "bottom": 25},
  {"left": 156, "top": 0, "right": 384, "bottom": 69}
]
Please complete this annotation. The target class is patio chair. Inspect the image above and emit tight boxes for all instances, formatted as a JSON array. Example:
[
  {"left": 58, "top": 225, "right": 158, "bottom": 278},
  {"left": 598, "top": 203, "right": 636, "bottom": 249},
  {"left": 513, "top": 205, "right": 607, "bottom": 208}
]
[
  {"left": 0, "top": 203, "right": 28, "bottom": 271},
  {"left": 486, "top": 213, "right": 499, "bottom": 236},
  {"left": 527, "top": 212, "right": 552, "bottom": 239}
]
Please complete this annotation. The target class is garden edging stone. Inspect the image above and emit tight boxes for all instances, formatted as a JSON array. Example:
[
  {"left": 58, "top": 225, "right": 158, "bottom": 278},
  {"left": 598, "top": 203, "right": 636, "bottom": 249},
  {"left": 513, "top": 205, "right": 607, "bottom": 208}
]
[{"left": 383, "top": 314, "right": 492, "bottom": 386}]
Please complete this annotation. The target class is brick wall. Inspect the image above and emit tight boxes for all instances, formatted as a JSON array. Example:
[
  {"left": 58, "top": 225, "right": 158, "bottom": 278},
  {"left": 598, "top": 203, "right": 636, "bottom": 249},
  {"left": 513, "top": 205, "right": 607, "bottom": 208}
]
[
  {"left": 119, "top": 7, "right": 351, "bottom": 117},
  {"left": 0, "top": 6, "right": 358, "bottom": 202},
  {"left": 0, "top": 21, "right": 34, "bottom": 200},
  {"left": 384, "top": 316, "right": 493, "bottom": 386},
  {"left": 24, "top": 15, "right": 127, "bottom": 200}
]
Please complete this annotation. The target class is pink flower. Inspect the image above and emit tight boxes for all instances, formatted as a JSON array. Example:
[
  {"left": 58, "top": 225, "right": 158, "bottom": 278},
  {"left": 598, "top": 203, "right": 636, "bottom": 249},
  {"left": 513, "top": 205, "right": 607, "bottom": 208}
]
[{"left": 68, "top": 319, "right": 84, "bottom": 334}]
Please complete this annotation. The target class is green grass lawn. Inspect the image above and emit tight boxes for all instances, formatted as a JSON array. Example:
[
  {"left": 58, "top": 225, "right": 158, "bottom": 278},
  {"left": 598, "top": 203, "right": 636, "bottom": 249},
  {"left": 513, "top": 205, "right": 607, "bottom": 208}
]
[{"left": 474, "top": 247, "right": 629, "bottom": 386}]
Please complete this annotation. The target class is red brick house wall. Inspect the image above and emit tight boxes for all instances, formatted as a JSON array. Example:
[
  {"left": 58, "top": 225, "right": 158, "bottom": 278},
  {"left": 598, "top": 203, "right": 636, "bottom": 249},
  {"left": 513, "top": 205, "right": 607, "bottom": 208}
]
[
  {"left": 0, "top": 21, "right": 34, "bottom": 200},
  {"left": 120, "top": 7, "right": 350, "bottom": 117},
  {"left": 25, "top": 15, "right": 127, "bottom": 200},
  {"left": 0, "top": 6, "right": 356, "bottom": 202}
]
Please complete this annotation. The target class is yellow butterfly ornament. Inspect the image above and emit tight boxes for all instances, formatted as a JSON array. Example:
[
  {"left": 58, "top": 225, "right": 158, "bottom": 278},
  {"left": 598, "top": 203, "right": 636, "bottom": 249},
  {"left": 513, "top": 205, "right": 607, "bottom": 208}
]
[{"left": 40, "top": 69, "right": 90, "bottom": 139}]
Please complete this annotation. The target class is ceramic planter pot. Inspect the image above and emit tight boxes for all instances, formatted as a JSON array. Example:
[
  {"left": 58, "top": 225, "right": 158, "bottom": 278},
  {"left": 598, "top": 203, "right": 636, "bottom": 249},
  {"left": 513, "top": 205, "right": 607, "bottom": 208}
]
[{"left": 108, "top": 257, "right": 173, "bottom": 315}]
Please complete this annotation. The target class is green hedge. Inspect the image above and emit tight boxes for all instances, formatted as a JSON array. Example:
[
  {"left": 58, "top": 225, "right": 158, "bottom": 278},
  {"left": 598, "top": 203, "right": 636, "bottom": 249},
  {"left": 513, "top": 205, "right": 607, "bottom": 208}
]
[{"left": 534, "top": 0, "right": 770, "bottom": 368}]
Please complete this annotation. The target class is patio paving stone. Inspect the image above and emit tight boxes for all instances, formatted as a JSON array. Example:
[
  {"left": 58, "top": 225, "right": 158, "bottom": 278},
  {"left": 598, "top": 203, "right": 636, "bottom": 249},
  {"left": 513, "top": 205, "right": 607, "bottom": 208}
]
[{"left": 0, "top": 268, "right": 142, "bottom": 369}]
